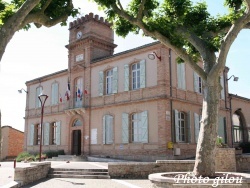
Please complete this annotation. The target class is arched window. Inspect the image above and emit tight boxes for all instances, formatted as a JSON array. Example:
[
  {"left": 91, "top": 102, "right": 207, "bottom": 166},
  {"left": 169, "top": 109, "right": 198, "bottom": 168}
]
[{"left": 73, "top": 119, "right": 82, "bottom": 127}]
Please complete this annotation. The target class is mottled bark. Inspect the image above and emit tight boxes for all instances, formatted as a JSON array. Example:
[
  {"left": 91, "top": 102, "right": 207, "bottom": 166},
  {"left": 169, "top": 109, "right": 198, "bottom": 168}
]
[{"left": 193, "top": 78, "right": 221, "bottom": 177}]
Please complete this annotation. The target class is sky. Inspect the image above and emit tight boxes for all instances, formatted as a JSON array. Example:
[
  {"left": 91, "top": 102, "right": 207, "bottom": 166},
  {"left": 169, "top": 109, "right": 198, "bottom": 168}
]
[{"left": 0, "top": 0, "right": 249, "bottom": 131}]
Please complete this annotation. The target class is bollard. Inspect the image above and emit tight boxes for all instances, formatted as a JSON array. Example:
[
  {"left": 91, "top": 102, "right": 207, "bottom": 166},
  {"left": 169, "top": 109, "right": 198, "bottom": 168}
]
[{"left": 14, "top": 159, "right": 16, "bottom": 168}]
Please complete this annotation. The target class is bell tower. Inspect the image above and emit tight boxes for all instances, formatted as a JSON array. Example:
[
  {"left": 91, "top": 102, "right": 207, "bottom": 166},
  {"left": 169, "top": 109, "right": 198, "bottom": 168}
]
[{"left": 66, "top": 12, "right": 117, "bottom": 69}]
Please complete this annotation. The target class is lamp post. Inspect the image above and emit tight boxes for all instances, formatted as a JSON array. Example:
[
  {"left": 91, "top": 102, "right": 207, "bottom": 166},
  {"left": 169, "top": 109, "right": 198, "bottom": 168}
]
[{"left": 38, "top": 94, "right": 48, "bottom": 162}]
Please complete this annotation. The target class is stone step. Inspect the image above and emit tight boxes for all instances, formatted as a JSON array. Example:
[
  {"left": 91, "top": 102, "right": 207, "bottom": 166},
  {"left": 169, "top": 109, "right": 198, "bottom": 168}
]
[
  {"left": 47, "top": 174, "right": 110, "bottom": 179},
  {"left": 46, "top": 155, "right": 87, "bottom": 162},
  {"left": 50, "top": 168, "right": 108, "bottom": 172},
  {"left": 50, "top": 170, "right": 109, "bottom": 175}
]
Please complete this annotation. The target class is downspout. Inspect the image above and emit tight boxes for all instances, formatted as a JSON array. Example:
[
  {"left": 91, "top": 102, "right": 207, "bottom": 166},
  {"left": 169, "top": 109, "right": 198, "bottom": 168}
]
[{"left": 169, "top": 49, "right": 173, "bottom": 142}]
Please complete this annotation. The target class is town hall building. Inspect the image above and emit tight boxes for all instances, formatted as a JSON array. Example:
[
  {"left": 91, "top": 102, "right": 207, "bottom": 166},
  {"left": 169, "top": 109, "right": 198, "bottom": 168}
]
[{"left": 23, "top": 13, "right": 250, "bottom": 161}]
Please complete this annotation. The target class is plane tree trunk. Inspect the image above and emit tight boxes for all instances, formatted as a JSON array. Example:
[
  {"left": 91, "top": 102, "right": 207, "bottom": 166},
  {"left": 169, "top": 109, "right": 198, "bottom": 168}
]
[{"left": 193, "top": 76, "right": 221, "bottom": 177}]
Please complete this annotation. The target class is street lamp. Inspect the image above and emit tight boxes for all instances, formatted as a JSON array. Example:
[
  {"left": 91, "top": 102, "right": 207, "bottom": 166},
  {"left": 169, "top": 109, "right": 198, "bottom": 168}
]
[{"left": 38, "top": 94, "right": 48, "bottom": 162}]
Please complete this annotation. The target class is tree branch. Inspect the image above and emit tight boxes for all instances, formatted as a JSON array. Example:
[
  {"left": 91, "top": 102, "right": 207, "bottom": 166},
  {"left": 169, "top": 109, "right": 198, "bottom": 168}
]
[
  {"left": 137, "top": 0, "right": 146, "bottom": 20},
  {"left": 41, "top": 0, "right": 53, "bottom": 12},
  {"left": 110, "top": 2, "right": 207, "bottom": 80},
  {"left": 0, "top": 0, "right": 41, "bottom": 61},
  {"left": 211, "top": 7, "right": 250, "bottom": 78}
]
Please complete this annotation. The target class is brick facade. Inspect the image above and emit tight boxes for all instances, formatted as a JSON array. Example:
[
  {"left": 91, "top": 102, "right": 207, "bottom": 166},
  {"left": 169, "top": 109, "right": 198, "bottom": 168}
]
[{"left": 23, "top": 13, "right": 250, "bottom": 161}]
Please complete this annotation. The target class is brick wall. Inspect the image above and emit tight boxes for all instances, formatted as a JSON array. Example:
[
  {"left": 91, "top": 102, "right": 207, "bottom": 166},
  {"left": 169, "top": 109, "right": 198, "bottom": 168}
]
[{"left": 8, "top": 128, "right": 24, "bottom": 157}]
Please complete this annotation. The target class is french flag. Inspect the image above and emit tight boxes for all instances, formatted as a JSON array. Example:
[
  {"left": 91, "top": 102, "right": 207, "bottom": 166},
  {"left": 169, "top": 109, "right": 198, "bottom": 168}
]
[{"left": 77, "top": 88, "right": 81, "bottom": 98}]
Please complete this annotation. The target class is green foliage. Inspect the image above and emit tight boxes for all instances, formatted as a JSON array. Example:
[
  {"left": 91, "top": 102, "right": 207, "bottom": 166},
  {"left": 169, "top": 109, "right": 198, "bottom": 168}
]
[
  {"left": 93, "top": 0, "right": 245, "bottom": 63},
  {"left": 16, "top": 152, "right": 35, "bottom": 162},
  {"left": 0, "top": 0, "right": 80, "bottom": 30}
]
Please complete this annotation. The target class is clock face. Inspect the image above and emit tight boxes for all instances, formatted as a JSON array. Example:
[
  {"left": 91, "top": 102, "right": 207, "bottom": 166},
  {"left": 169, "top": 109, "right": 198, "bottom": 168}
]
[{"left": 76, "top": 31, "right": 82, "bottom": 39}]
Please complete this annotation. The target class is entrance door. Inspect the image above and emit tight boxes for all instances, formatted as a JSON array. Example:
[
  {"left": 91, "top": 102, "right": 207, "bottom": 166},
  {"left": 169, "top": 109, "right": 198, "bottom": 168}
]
[{"left": 72, "top": 130, "right": 81, "bottom": 155}]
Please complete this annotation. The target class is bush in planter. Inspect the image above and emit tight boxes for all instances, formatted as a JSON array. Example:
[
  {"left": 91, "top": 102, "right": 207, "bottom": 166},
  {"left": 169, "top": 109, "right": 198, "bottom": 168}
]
[{"left": 44, "top": 150, "right": 65, "bottom": 158}]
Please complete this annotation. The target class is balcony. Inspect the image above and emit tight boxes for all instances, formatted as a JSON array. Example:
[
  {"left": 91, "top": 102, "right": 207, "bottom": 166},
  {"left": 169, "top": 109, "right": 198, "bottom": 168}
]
[{"left": 64, "top": 97, "right": 86, "bottom": 116}]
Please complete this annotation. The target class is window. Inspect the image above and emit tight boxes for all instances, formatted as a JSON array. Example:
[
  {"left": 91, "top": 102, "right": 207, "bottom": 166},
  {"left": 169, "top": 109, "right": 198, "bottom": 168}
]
[
  {"left": 99, "top": 67, "right": 118, "bottom": 96},
  {"left": 218, "top": 116, "right": 226, "bottom": 144},
  {"left": 220, "top": 75, "right": 225, "bottom": 99},
  {"left": 36, "top": 86, "right": 43, "bottom": 108},
  {"left": 28, "top": 124, "right": 35, "bottom": 146},
  {"left": 75, "top": 77, "right": 83, "bottom": 108},
  {"left": 73, "top": 119, "right": 82, "bottom": 127},
  {"left": 51, "top": 122, "right": 57, "bottom": 145},
  {"left": 177, "top": 63, "right": 186, "bottom": 90},
  {"left": 103, "top": 115, "right": 113, "bottom": 144},
  {"left": 35, "top": 124, "right": 41, "bottom": 145},
  {"left": 132, "top": 63, "right": 140, "bottom": 90},
  {"left": 194, "top": 72, "right": 202, "bottom": 94},
  {"left": 122, "top": 111, "right": 148, "bottom": 143},
  {"left": 51, "top": 83, "right": 59, "bottom": 105},
  {"left": 174, "top": 110, "right": 186, "bottom": 142},
  {"left": 233, "top": 114, "right": 243, "bottom": 143},
  {"left": 106, "top": 69, "right": 113, "bottom": 95},
  {"left": 124, "top": 60, "right": 146, "bottom": 91}
]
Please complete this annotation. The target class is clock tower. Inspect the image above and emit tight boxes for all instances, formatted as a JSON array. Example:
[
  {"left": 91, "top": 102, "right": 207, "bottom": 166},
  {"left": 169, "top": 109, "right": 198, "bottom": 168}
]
[{"left": 67, "top": 12, "right": 117, "bottom": 69}]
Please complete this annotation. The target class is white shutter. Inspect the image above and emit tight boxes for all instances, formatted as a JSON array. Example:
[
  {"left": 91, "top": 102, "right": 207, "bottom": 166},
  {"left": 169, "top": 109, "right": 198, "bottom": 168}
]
[
  {"left": 55, "top": 121, "right": 61, "bottom": 145},
  {"left": 187, "top": 111, "right": 191, "bottom": 143},
  {"left": 99, "top": 71, "right": 104, "bottom": 96},
  {"left": 218, "top": 116, "right": 226, "bottom": 143},
  {"left": 54, "top": 83, "right": 59, "bottom": 104},
  {"left": 194, "top": 72, "right": 199, "bottom": 93},
  {"left": 108, "top": 116, "right": 114, "bottom": 144},
  {"left": 112, "top": 67, "right": 118, "bottom": 94},
  {"left": 124, "top": 64, "right": 129, "bottom": 91},
  {"left": 44, "top": 123, "right": 50, "bottom": 145},
  {"left": 103, "top": 116, "right": 106, "bottom": 144},
  {"left": 220, "top": 76, "right": 225, "bottom": 99},
  {"left": 29, "top": 124, "right": 34, "bottom": 146},
  {"left": 194, "top": 113, "right": 200, "bottom": 143},
  {"left": 140, "top": 60, "right": 146, "bottom": 88},
  {"left": 141, "top": 111, "right": 148, "bottom": 143},
  {"left": 174, "top": 110, "right": 180, "bottom": 142},
  {"left": 122, "top": 113, "right": 129, "bottom": 143},
  {"left": 181, "top": 63, "right": 186, "bottom": 90}
]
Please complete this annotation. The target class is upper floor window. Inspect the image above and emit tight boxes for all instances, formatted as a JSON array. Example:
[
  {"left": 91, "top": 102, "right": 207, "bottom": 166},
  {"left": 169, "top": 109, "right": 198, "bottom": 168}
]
[
  {"left": 103, "top": 115, "right": 113, "bottom": 144},
  {"left": 132, "top": 63, "right": 140, "bottom": 90},
  {"left": 194, "top": 72, "right": 202, "bottom": 94},
  {"left": 177, "top": 63, "right": 186, "bottom": 90},
  {"left": 220, "top": 75, "right": 225, "bottom": 99},
  {"left": 51, "top": 83, "right": 59, "bottom": 105},
  {"left": 36, "top": 86, "right": 43, "bottom": 108},
  {"left": 124, "top": 60, "right": 146, "bottom": 91},
  {"left": 174, "top": 110, "right": 186, "bottom": 142},
  {"left": 106, "top": 69, "right": 113, "bottom": 95},
  {"left": 99, "top": 67, "right": 118, "bottom": 96},
  {"left": 75, "top": 77, "right": 83, "bottom": 108},
  {"left": 122, "top": 111, "right": 148, "bottom": 143}
]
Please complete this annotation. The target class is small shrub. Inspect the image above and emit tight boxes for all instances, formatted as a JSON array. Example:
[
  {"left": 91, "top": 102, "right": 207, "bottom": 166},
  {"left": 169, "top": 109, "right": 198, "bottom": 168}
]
[{"left": 16, "top": 152, "right": 35, "bottom": 162}]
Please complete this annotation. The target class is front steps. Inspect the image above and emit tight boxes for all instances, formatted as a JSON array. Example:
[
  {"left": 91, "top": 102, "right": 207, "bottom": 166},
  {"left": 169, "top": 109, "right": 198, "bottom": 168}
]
[{"left": 48, "top": 168, "right": 110, "bottom": 179}]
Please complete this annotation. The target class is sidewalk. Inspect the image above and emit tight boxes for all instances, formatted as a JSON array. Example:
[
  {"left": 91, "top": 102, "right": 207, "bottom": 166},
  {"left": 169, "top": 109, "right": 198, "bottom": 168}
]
[{"left": 0, "top": 161, "right": 153, "bottom": 188}]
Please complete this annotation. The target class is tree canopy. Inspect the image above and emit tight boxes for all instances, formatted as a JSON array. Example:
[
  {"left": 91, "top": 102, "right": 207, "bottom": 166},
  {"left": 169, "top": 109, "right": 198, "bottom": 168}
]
[
  {"left": 92, "top": 0, "right": 249, "bottom": 177},
  {"left": 0, "top": 0, "right": 79, "bottom": 61}
]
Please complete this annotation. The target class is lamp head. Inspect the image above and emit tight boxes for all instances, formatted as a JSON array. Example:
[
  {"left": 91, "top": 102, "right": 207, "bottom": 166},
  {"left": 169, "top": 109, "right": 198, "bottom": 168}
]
[
  {"left": 18, "top": 90, "right": 22, "bottom": 93},
  {"left": 148, "top": 53, "right": 156, "bottom": 60},
  {"left": 38, "top": 94, "right": 48, "bottom": 105},
  {"left": 233, "top": 77, "right": 239, "bottom": 81}
]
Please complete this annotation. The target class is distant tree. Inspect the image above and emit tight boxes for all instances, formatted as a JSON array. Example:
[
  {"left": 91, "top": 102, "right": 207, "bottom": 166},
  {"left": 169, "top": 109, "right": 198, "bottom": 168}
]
[
  {"left": 92, "top": 0, "right": 247, "bottom": 176},
  {"left": 0, "top": 0, "right": 79, "bottom": 61}
]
